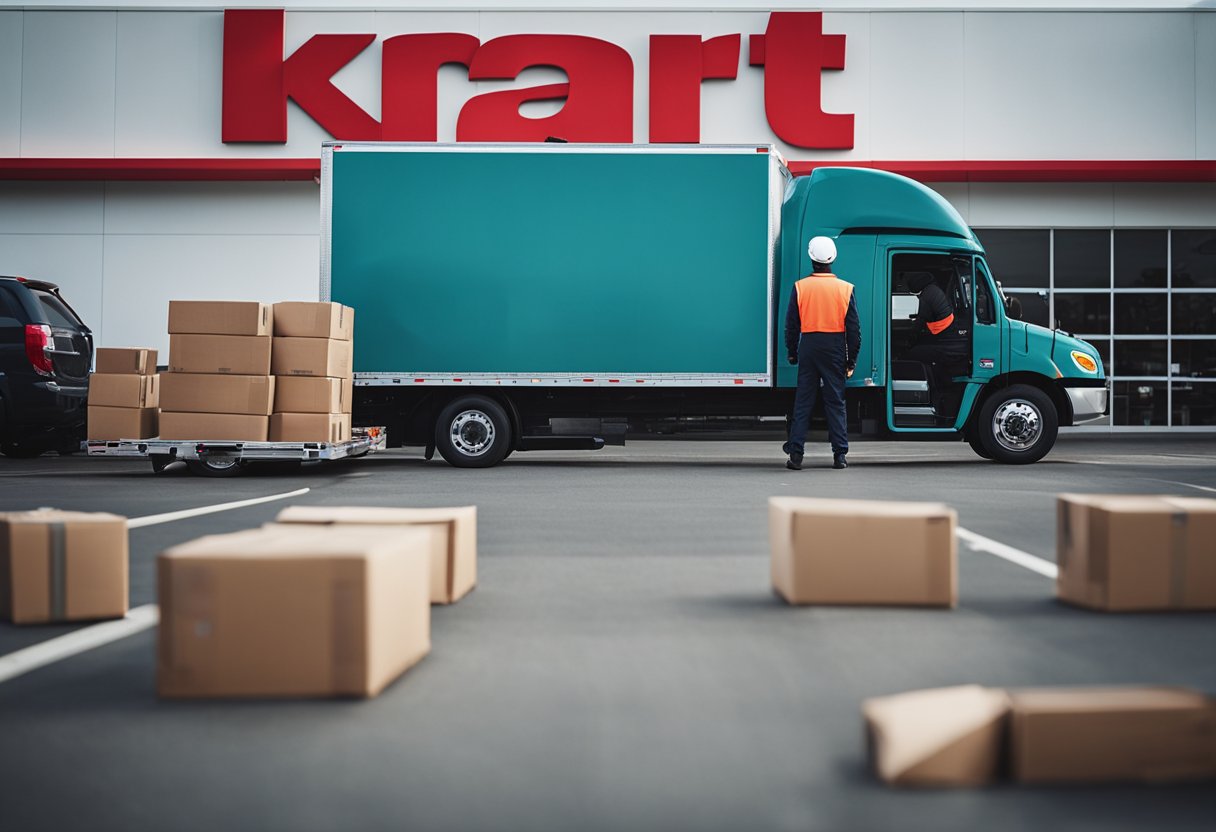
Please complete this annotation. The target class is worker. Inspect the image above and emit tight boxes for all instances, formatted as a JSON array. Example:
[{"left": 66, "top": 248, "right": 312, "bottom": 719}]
[
  {"left": 783, "top": 236, "right": 861, "bottom": 471},
  {"left": 903, "top": 272, "right": 969, "bottom": 407}
]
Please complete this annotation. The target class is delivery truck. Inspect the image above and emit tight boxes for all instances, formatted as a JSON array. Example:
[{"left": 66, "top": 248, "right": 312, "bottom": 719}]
[{"left": 323, "top": 142, "right": 1108, "bottom": 468}]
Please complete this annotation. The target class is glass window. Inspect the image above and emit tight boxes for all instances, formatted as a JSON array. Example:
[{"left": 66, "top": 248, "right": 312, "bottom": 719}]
[
  {"left": 1171, "top": 230, "right": 1216, "bottom": 288},
  {"left": 1114, "top": 230, "right": 1167, "bottom": 288},
  {"left": 976, "top": 230, "right": 1049, "bottom": 288},
  {"left": 1113, "top": 380, "right": 1167, "bottom": 426},
  {"left": 31, "top": 289, "right": 82, "bottom": 329},
  {"left": 1172, "top": 293, "right": 1216, "bottom": 335},
  {"left": 1171, "top": 382, "right": 1216, "bottom": 426},
  {"left": 1172, "top": 340, "right": 1216, "bottom": 378},
  {"left": 1114, "top": 293, "right": 1167, "bottom": 334},
  {"left": 975, "top": 261, "right": 995, "bottom": 325},
  {"left": 1005, "top": 291, "right": 1049, "bottom": 327},
  {"left": 1055, "top": 230, "right": 1110, "bottom": 289},
  {"left": 1055, "top": 293, "right": 1110, "bottom": 335},
  {"left": 1113, "top": 339, "right": 1167, "bottom": 376},
  {"left": 1083, "top": 338, "right": 1110, "bottom": 373}
]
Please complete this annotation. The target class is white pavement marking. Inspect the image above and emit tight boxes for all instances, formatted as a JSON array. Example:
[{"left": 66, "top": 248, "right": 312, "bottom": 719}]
[
  {"left": 127, "top": 487, "right": 310, "bottom": 528},
  {"left": 956, "top": 527, "right": 1058, "bottom": 580},
  {"left": 0, "top": 604, "right": 159, "bottom": 685},
  {"left": 1149, "top": 479, "right": 1216, "bottom": 494},
  {"left": 0, "top": 487, "right": 311, "bottom": 685}
]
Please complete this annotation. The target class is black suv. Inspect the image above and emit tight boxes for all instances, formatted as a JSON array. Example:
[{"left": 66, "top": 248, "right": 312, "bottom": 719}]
[{"left": 0, "top": 276, "right": 93, "bottom": 457}]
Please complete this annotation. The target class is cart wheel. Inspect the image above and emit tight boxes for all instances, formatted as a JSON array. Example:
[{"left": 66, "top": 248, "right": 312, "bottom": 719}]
[
  {"left": 151, "top": 456, "right": 173, "bottom": 474},
  {"left": 186, "top": 456, "right": 247, "bottom": 477}
]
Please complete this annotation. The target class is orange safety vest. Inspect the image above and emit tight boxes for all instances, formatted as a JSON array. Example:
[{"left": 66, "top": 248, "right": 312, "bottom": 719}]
[{"left": 795, "top": 273, "right": 854, "bottom": 333}]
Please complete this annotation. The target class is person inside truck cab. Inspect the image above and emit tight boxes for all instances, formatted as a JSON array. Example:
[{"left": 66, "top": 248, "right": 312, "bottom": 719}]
[{"left": 903, "top": 271, "right": 969, "bottom": 403}]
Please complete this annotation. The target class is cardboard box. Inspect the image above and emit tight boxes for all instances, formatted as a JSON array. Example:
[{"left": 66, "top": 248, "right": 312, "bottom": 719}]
[
  {"left": 160, "top": 373, "right": 274, "bottom": 416},
  {"left": 275, "top": 505, "right": 477, "bottom": 604},
  {"left": 1010, "top": 687, "right": 1216, "bottom": 783},
  {"left": 95, "top": 347, "right": 157, "bottom": 375},
  {"left": 157, "top": 525, "right": 432, "bottom": 698},
  {"left": 863, "top": 685, "right": 1011, "bottom": 787},
  {"left": 88, "top": 373, "right": 160, "bottom": 408},
  {"left": 168, "top": 300, "right": 272, "bottom": 336},
  {"left": 270, "top": 413, "right": 351, "bottom": 443},
  {"left": 273, "top": 302, "right": 354, "bottom": 340},
  {"left": 1057, "top": 494, "right": 1216, "bottom": 611},
  {"left": 274, "top": 376, "right": 351, "bottom": 414},
  {"left": 0, "top": 510, "right": 128, "bottom": 624},
  {"left": 271, "top": 337, "right": 353, "bottom": 378},
  {"left": 169, "top": 334, "right": 272, "bottom": 375},
  {"left": 88, "top": 405, "right": 159, "bottom": 441},
  {"left": 769, "top": 497, "right": 957, "bottom": 607},
  {"left": 159, "top": 412, "right": 269, "bottom": 441}
]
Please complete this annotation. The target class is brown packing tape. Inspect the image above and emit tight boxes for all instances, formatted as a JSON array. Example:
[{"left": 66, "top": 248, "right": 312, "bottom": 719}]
[
  {"left": 1088, "top": 508, "right": 1109, "bottom": 608},
  {"left": 1170, "top": 512, "right": 1187, "bottom": 608},
  {"left": 49, "top": 522, "right": 65, "bottom": 621},
  {"left": 331, "top": 578, "right": 363, "bottom": 695},
  {"left": 924, "top": 515, "right": 951, "bottom": 606}
]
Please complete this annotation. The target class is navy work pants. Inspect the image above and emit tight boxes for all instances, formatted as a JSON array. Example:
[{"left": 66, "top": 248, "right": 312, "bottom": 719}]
[{"left": 787, "top": 333, "right": 849, "bottom": 456}]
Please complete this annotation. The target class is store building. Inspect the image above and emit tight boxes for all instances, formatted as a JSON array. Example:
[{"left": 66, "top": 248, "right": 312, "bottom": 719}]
[{"left": 1, "top": 1, "right": 1213, "bottom": 429}]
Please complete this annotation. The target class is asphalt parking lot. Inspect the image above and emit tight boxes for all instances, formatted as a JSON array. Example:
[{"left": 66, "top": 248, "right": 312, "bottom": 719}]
[{"left": 1, "top": 435, "right": 1214, "bottom": 832}]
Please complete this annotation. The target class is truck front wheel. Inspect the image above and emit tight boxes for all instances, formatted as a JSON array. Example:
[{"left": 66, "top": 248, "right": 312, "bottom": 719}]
[
  {"left": 976, "top": 384, "right": 1058, "bottom": 464},
  {"left": 435, "top": 396, "right": 512, "bottom": 468}
]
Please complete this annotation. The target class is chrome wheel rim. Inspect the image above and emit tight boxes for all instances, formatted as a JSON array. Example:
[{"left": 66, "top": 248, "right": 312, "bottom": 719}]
[
  {"left": 203, "top": 454, "right": 240, "bottom": 470},
  {"left": 450, "top": 410, "right": 495, "bottom": 456},
  {"left": 991, "top": 399, "right": 1042, "bottom": 452}
]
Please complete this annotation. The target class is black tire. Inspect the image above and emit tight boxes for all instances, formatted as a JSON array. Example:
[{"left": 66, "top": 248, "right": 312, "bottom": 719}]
[
  {"left": 1, "top": 440, "right": 46, "bottom": 459},
  {"left": 976, "top": 384, "right": 1058, "bottom": 464},
  {"left": 966, "top": 435, "right": 993, "bottom": 460},
  {"left": 185, "top": 455, "right": 247, "bottom": 477},
  {"left": 434, "top": 395, "right": 512, "bottom": 468}
]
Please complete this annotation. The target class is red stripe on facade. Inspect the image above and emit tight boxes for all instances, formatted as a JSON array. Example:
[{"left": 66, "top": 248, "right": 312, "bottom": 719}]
[{"left": 0, "top": 158, "right": 1213, "bottom": 183}]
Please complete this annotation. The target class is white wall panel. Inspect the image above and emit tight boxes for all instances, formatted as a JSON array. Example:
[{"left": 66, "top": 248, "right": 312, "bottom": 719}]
[
  {"left": 1197, "top": 12, "right": 1216, "bottom": 160},
  {"left": 870, "top": 13, "right": 964, "bottom": 160},
  {"left": 927, "top": 183, "right": 970, "bottom": 223},
  {"left": 966, "top": 183, "right": 1115, "bottom": 227},
  {"left": 963, "top": 12, "right": 1196, "bottom": 160},
  {"left": 0, "top": 183, "right": 104, "bottom": 234},
  {"left": 0, "top": 234, "right": 104, "bottom": 338},
  {"left": 1112, "top": 183, "right": 1216, "bottom": 228},
  {"left": 114, "top": 11, "right": 223, "bottom": 156},
  {"left": 0, "top": 12, "right": 22, "bottom": 156},
  {"left": 20, "top": 11, "right": 117, "bottom": 156},
  {"left": 101, "top": 234, "right": 319, "bottom": 353},
  {"left": 103, "top": 182, "right": 318, "bottom": 235}
]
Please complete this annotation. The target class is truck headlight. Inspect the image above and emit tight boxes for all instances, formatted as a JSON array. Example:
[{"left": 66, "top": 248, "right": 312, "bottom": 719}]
[{"left": 1070, "top": 350, "right": 1098, "bottom": 374}]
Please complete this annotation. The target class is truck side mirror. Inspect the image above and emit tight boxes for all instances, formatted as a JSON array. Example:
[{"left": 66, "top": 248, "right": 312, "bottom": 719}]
[{"left": 1006, "top": 296, "right": 1023, "bottom": 321}]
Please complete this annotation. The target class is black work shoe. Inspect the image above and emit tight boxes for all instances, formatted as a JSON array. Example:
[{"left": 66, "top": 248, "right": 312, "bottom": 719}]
[
  {"left": 786, "top": 452, "right": 804, "bottom": 471},
  {"left": 833, "top": 453, "right": 848, "bottom": 470}
]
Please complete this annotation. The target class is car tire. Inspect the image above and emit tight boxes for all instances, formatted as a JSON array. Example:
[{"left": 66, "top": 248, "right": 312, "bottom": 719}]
[
  {"left": 434, "top": 395, "right": 512, "bottom": 468},
  {"left": 185, "top": 456, "right": 247, "bottom": 477},
  {"left": 976, "top": 384, "right": 1058, "bottom": 464},
  {"left": 1, "top": 440, "right": 46, "bottom": 459}
]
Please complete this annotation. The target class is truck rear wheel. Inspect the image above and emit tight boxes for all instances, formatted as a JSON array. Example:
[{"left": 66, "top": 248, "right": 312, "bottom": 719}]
[
  {"left": 435, "top": 396, "right": 512, "bottom": 468},
  {"left": 976, "top": 384, "right": 1058, "bottom": 464}
]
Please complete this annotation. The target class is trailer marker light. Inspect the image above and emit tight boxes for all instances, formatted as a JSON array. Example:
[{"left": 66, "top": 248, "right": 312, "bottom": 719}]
[
  {"left": 636, "top": 379, "right": 644, "bottom": 383},
  {"left": 1070, "top": 351, "right": 1098, "bottom": 374},
  {"left": 609, "top": 379, "right": 619, "bottom": 383},
  {"left": 414, "top": 378, "right": 425, "bottom": 383},
  {"left": 452, "top": 378, "right": 462, "bottom": 382},
  {"left": 583, "top": 378, "right": 594, "bottom": 383},
  {"left": 734, "top": 379, "right": 744, "bottom": 384}
]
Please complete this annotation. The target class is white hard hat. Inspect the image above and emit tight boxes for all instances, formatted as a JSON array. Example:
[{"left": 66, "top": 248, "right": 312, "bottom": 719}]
[{"left": 808, "top": 236, "right": 837, "bottom": 264}]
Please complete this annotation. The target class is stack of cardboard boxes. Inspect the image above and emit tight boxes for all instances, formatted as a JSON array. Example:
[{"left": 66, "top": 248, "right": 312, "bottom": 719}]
[
  {"left": 270, "top": 302, "right": 354, "bottom": 443},
  {"left": 87, "top": 348, "right": 159, "bottom": 440},
  {"left": 160, "top": 301, "right": 275, "bottom": 441}
]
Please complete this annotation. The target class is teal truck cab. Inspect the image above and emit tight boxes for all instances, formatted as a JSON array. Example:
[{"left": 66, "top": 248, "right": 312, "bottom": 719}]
[{"left": 325, "top": 143, "right": 1107, "bottom": 467}]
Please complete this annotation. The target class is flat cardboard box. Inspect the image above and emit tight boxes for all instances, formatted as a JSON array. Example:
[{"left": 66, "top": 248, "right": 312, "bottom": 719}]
[
  {"left": 94, "top": 347, "right": 157, "bottom": 375},
  {"left": 769, "top": 497, "right": 957, "bottom": 607},
  {"left": 159, "top": 411, "right": 269, "bottom": 441},
  {"left": 270, "top": 413, "right": 351, "bottom": 443},
  {"left": 1010, "top": 687, "right": 1216, "bottom": 783},
  {"left": 88, "top": 405, "right": 158, "bottom": 441},
  {"left": 88, "top": 373, "right": 159, "bottom": 408},
  {"left": 169, "top": 334, "right": 272, "bottom": 375},
  {"left": 863, "top": 685, "right": 1011, "bottom": 787},
  {"left": 271, "top": 337, "right": 353, "bottom": 378},
  {"left": 274, "top": 376, "right": 350, "bottom": 414},
  {"left": 168, "top": 300, "right": 272, "bottom": 336},
  {"left": 0, "top": 510, "right": 128, "bottom": 624},
  {"left": 275, "top": 505, "right": 477, "bottom": 604},
  {"left": 160, "top": 373, "right": 274, "bottom": 416},
  {"left": 1057, "top": 494, "right": 1216, "bottom": 611},
  {"left": 157, "top": 525, "right": 431, "bottom": 698},
  {"left": 273, "top": 302, "right": 354, "bottom": 340}
]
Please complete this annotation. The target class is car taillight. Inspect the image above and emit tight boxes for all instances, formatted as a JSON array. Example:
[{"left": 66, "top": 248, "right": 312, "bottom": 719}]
[{"left": 24, "top": 324, "right": 54, "bottom": 376}]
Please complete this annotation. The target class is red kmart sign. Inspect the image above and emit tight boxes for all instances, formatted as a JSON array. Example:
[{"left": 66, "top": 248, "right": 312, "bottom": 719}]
[{"left": 222, "top": 9, "right": 855, "bottom": 149}]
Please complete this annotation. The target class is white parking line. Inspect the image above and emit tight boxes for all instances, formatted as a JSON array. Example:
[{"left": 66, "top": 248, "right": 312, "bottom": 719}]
[
  {"left": 0, "top": 604, "right": 159, "bottom": 685},
  {"left": 128, "top": 487, "right": 310, "bottom": 528},
  {"left": 1149, "top": 479, "right": 1216, "bottom": 494},
  {"left": 0, "top": 487, "right": 312, "bottom": 685},
  {"left": 956, "top": 527, "right": 1058, "bottom": 579}
]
